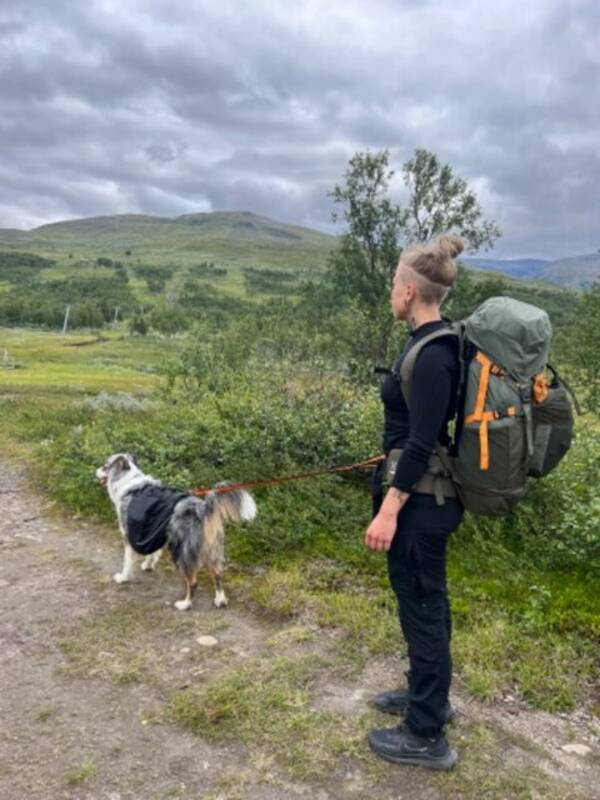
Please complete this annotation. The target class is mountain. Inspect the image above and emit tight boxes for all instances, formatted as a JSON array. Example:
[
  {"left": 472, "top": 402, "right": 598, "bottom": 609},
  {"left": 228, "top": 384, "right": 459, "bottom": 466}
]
[
  {"left": 1, "top": 211, "right": 598, "bottom": 289},
  {"left": 539, "top": 253, "right": 600, "bottom": 290},
  {"left": 0, "top": 211, "right": 336, "bottom": 272},
  {"left": 464, "top": 257, "right": 550, "bottom": 281},
  {"left": 465, "top": 254, "right": 600, "bottom": 290}
]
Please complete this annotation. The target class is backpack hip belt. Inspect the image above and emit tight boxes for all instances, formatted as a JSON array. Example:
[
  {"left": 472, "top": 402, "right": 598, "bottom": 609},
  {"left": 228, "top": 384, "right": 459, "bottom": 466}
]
[{"left": 385, "top": 447, "right": 457, "bottom": 506}]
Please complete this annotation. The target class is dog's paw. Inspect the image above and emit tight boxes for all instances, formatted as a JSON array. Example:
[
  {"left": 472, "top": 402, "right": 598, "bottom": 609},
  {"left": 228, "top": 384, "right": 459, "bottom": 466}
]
[
  {"left": 213, "top": 590, "right": 228, "bottom": 608},
  {"left": 174, "top": 599, "right": 192, "bottom": 611},
  {"left": 140, "top": 559, "right": 154, "bottom": 572},
  {"left": 113, "top": 572, "right": 130, "bottom": 584}
]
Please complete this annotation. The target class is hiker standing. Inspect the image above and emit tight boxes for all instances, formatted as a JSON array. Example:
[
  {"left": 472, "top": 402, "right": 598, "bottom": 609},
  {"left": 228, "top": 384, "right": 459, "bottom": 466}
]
[{"left": 365, "top": 234, "right": 464, "bottom": 771}]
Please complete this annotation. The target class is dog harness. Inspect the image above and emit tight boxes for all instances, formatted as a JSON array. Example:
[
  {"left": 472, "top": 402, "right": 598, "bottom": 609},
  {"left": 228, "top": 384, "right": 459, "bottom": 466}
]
[{"left": 126, "top": 484, "right": 189, "bottom": 555}]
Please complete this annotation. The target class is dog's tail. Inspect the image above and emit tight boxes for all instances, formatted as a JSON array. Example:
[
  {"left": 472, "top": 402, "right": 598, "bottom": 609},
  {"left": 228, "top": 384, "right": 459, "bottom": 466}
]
[
  {"left": 169, "top": 487, "right": 256, "bottom": 577},
  {"left": 203, "top": 484, "right": 257, "bottom": 526}
]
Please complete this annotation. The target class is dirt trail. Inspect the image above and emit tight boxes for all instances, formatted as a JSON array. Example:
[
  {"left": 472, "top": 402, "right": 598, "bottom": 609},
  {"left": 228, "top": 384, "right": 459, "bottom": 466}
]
[{"left": 0, "top": 458, "right": 598, "bottom": 800}]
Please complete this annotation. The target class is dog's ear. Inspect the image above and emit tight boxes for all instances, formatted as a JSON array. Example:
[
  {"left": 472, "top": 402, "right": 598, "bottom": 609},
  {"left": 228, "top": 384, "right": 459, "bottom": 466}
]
[
  {"left": 126, "top": 452, "right": 139, "bottom": 467},
  {"left": 115, "top": 455, "right": 132, "bottom": 471}
]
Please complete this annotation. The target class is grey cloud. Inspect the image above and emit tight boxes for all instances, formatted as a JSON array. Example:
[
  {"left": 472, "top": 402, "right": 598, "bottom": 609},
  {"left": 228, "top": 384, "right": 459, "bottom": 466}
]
[
  {"left": 1, "top": 0, "right": 599, "bottom": 256},
  {"left": 145, "top": 143, "right": 187, "bottom": 164}
]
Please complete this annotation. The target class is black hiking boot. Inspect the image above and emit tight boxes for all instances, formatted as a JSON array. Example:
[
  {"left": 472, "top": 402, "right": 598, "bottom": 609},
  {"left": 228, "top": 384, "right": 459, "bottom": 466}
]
[
  {"left": 372, "top": 689, "right": 457, "bottom": 723},
  {"left": 368, "top": 722, "right": 458, "bottom": 771}
]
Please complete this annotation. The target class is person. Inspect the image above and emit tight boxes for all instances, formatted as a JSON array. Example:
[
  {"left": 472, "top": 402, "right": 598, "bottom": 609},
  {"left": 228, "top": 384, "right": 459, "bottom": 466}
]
[{"left": 365, "top": 234, "right": 465, "bottom": 771}]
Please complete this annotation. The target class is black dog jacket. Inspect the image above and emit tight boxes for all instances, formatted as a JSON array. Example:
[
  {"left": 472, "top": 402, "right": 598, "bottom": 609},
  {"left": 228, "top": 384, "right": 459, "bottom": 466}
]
[{"left": 126, "top": 484, "right": 189, "bottom": 555}]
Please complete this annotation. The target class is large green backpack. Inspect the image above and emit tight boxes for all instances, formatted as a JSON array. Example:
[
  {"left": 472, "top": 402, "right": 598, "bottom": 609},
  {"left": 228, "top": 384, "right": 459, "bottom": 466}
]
[{"left": 398, "top": 297, "right": 576, "bottom": 516}]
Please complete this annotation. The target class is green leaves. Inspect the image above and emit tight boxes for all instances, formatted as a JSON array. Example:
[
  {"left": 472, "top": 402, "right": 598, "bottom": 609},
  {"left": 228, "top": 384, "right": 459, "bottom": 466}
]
[
  {"left": 570, "top": 282, "right": 600, "bottom": 414},
  {"left": 327, "top": 147, "right": 502, "bottom": 374},
  {"left": 403, "top": 148, "right": 501, "bottom": 251},
  {"left": 330, "top": 150, "right": 407, "bottom": 283}
]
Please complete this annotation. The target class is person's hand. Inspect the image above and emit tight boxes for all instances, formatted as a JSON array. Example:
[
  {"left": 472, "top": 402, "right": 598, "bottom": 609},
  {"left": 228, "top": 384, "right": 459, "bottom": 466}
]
[{"left": 364, "top": 512, "right": 397, "bottom": 552}]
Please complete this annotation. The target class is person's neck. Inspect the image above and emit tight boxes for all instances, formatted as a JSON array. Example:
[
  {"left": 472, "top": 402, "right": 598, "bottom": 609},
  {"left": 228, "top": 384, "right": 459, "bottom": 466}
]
[{"left": 409, "top": 305, "right": 442, "bottom": 331}]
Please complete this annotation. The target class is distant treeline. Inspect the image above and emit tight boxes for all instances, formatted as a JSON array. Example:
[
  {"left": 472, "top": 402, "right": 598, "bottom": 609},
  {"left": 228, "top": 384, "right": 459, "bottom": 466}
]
[
  {"left": 0, "top": 251, "right": 55, "bottom": 284},
  {"left": 0, "top": 274, "right": 135, "bottom": 328},
  {"left": 0, "top": 249, "right": 582, "bottom": 346}
]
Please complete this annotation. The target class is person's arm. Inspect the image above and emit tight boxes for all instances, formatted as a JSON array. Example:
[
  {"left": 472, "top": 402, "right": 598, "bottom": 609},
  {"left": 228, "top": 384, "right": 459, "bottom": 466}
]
[
  {"left": 365, "top": 343, "right": 454, "bottom": 552},
  {"left": 391, "top": 343, "right": 455, "bottom": 492}
]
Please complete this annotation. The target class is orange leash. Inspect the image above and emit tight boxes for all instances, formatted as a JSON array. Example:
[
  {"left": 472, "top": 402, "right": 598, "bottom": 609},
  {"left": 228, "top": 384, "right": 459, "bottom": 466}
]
[{"left": 191, "top": 454, "right": 385, "bottom": 497}]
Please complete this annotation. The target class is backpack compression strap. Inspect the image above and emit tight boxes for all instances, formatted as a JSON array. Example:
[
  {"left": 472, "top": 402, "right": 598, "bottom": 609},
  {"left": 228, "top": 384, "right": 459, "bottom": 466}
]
[{"left": 462, "top": 351, "right": 518, "bottom": 471}]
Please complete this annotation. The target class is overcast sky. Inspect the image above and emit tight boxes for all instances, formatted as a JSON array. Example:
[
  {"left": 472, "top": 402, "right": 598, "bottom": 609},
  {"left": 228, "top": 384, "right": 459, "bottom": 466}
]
[{"left": 1, "top": 0, "right": 598, "bottom": 258}]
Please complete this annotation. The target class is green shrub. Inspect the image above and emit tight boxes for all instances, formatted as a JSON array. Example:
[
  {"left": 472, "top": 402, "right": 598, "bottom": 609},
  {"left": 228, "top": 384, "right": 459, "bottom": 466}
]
[
  {"left": 463, "top": 425, "right": 600, "bottom": 573},
  {"left": 9, "top": 322, "right": 600, "bottom": 573}
]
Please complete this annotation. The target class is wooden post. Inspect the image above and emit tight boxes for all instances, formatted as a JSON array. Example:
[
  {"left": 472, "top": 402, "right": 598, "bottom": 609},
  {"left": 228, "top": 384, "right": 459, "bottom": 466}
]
[{"left": 61, "top": 304, "right": 71, "bottom": 336}]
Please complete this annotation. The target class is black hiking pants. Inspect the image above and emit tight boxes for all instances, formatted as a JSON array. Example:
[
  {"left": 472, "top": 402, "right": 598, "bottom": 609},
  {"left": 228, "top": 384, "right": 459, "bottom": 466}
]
[{"left": 373, "top": 469, "right": 463, "bottom": 737}]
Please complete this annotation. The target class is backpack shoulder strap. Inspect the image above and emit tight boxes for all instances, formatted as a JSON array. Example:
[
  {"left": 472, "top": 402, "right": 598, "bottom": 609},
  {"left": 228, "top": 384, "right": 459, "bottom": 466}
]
[{"left": 398, "top": 324, "right": 463, "bottom": 409}]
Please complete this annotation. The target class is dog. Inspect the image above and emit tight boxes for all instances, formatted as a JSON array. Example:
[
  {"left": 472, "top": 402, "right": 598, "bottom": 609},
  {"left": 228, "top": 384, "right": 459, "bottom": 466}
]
[{"left": 96, "top": 453, "right": 257, "bottom": 610}]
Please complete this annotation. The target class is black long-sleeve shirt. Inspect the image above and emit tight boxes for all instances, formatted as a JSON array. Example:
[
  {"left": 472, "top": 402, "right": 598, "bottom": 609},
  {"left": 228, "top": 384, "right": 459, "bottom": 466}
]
[{"left": 380, "top": 320, "right": 459, "bottom": 493}]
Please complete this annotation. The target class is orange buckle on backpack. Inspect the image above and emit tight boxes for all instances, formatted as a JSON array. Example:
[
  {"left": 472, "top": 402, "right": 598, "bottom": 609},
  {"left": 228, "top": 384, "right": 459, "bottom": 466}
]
[{"left": 533, "top": 372, "right": 551, "bottom": 404}]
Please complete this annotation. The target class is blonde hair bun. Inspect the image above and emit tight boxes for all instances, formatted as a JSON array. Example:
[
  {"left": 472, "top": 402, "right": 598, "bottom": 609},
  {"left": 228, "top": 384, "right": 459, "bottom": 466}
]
[
  {"left": 399, "top": 232, "right": 465, "bottom": 303},
  {"left": 433, "top": 233, "right": 464, "bottom": 261}
]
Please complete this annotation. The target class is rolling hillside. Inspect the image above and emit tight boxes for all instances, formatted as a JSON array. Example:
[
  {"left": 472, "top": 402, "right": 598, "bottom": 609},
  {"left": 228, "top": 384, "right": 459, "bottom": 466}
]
[
  {"left": 1, "top": 210, "right": 596, "bottom": 296},
  {"left": 0, "top": 211, "right": 336, "bottom": 273},
  {"left": 0, "top": 211, "right": 582, "bottom": 334}
]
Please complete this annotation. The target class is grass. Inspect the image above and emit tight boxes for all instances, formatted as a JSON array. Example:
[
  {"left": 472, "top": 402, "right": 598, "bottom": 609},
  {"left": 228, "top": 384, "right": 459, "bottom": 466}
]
[
  {"left": 35, "top": 704, "right": 58, "bottom": 722},
  {"left": 167, "top": 654, "right": 374, "bottom": 782},
  {"left": 436, "top": 720, "right": 587, "bottom": 800},
  {"left": 63, "top": 759, "right": 98, "bottom": 786},
  {"left": 166, "top": 649, "right": 585, "bottom": 798},
  {"left": 452, "top": 619, "right": 593, "bottom": 709},
  {"left": 232, "top": 563, "right": 399, "bottom": 667},
  {"left": 447, "top": 543, "right": 600, "bottom": 711},
  {"left": 58, "top": 599, "right": 380, "bottom": 783},
  {"left": 0, "top": 327, "right": 180, "bottom": 397},
  {"left": 230, "top": 552, "right": 599, "bottom": 713}
]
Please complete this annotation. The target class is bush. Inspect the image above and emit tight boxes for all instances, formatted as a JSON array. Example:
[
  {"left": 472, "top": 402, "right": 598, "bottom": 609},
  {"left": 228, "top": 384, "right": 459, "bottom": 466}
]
[
  {"left": 129, "top": 313, "right": 149, "bottom": 335},
  {"left": 148, "top": 304, "right": 190, "bottom": 335},
  {"left": 12, "top": 351, "right": 381, "bottom": 559},
  {"left": 457, "top": 425, "right": 600, "bottom": 573},
  {"left": 508, "top": 425, "right": 600, "bottom": 571}
]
